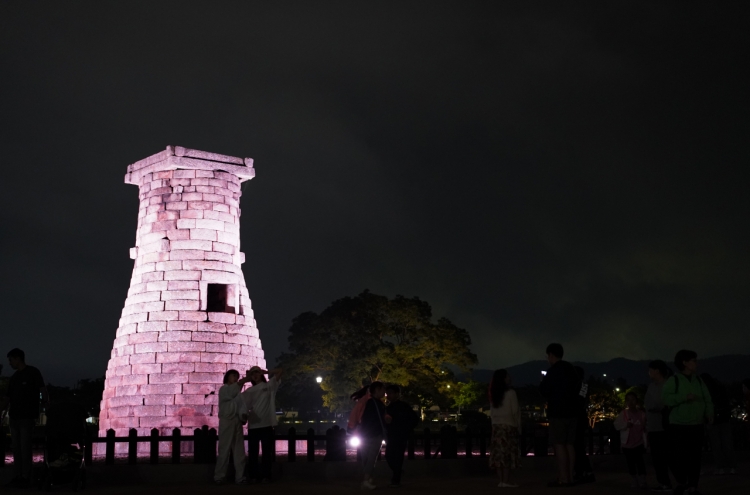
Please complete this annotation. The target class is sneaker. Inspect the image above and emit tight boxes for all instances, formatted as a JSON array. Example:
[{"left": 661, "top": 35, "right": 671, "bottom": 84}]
[{"left": 361, "top": 480, "right": 377, "bottom": 490}]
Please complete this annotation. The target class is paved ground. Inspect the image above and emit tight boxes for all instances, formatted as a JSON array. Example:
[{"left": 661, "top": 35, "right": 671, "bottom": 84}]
[{"left": 2, "top": 457, "right": 748, "bottom": 494}]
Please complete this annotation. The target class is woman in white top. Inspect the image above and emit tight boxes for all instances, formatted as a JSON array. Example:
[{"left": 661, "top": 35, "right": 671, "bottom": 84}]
[
  {"left": 489, "top": 369, "right": 522, "bottom": 488},
  {"left": 214, "top": 369, "right": 251, "bottom": 485}
]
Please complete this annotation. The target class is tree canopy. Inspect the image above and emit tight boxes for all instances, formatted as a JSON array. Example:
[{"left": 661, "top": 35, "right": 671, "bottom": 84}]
[{"left": 277, "top": 291, "right": 477, "bottom": 411}]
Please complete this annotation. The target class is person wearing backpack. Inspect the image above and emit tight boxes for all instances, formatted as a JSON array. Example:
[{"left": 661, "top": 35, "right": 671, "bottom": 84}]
[
  {"left": 645, "top": 360, "right": 674, "bottom": 492},
  {"left": 662, "top": 350, "right": 714, "bottom": 495},
  {"left": 384, "top": 384, "right": 419, "bottom": 487}
]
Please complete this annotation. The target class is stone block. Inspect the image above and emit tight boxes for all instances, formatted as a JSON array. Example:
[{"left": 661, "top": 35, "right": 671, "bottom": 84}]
[
  {"left": 149, "top": 373, "right": 188, "bottom": 384},
  {"left": 197, "top": 321, "right": 226, "bottom": 333},
  {"left": 166, "top": 229, "right": 190, "bottom": 240},
  {"left": 128, "top": 333, "right": 158, "bottom": 345},
  {"left": 161, "top": 289, "right": 200, "bottom": 300},
  {"left": 161, "top": 193, "right": 182, "bottom": 203},
  {"left": 140, "top": 383, "right": 182, "bottom": 395},
  {"left": 137, "top": 321, "right": 167, "bottom": 333},
  {"left": 122, "top": 301, "right": 164, "bottom": 316},
  {"left": 181, "top": 192, "right": 203, "bottom": 202},
  {"left": 113, "top": 365, "right": 132, "bottom": 376},
  {"left": 156, "top": 261, "right": 183, "bottom": 271},
  {"left": 206, "top": 342, "right": 241, "bottom": 354},
  {"left": 195, "top": 218, "right": 225, "bottom": 231},
  {"left": 164, "top": 270, "right": 202, "bottom": 281},
  {"left": 173, "top": 169, "right": 196, "bottom": 178},
  {"left": 167, "top": 320, "right": 198, "bottom": 331},
  {"left": 224, "top": 324, "right": 248, "bottom": 334},
  {"left": 188, "top": 201, "right": 213, "bottom": 210},
  {"left": 199, "top": 352, "right": 232, "bottom": 364},
  {"left": 132, "top": 363, "right": 162, "bottom": 375},
  {"left": 127, "top": 283, "right": 147, "bottom": 296},
  {"left": 170, "top": 249, "right": 205, "bottom": 261},
  {"left": 188, "top": 372, "right": 223, "bottom": 383},
  {"left": 182, "top": 383, "right": 215, "bottom": 395},
  {"left": 166, "top": 201, "right": 188, "bottom": 210},
  {"left": 120, "top": 374, "right": 149, "bottom": 386},
  {"left": 176, "top": 218, "right": 196, "bottom": 229},
  {"left": 113, "top": 345, "right": 135, "bottom": 357},
  {"left": 212, "top": 242, "right": 235, "bottom": 254},
  {"left": 129, "top": 247, "right": 138, "bottom": 259},
  {"left": 167, "top": 280, "right": 200, "bottom": 290},
  {"left": 115, "top": 385, "right": 140, "bottom": 396},
  {"left": 110, "top": 396, "right": 144, "bottom": 407},
  {"left": 168, "top": 341, "right": 206, "bottom": 352},
  {"left": 158, "top": 330, "right": 192, "bottom": 342},
  {"left": 162, "top": 362, "right": 195, "bottom": 373},
  {"left": 195, "top": 185, "right": 215, "bottom": 193},
  {"left": 151, "top": 220, "right": 177, "bottom": 232},
  {"left": 216, "top": 231, "right": 239, "bottom": 247},
  {"left": 202, "top": 193, "right": 225, "bottom": 203},
  {"left": 189, "top": 229, "right": 217, "bottom": 241},
  {"left": 147, "top": 310, "right": 179, "bottom": 321},
  {"left": 112, "top": 335, "right": 129, "bottom": 348},
  {"left": 144, "top": 395, "right": 174, "bottom": 406},
  {"left": 141, "top": 271, "right": 165, "bottom": 282},
  {"left": 223, "top": 333, "right": 249, "bottom": 345},
  {"left": 146, "top": 281, "right": 169, "bottom": 292},
  {"left": 116, "top": 323, "right": 138, "bottom": 337},
  {"left": 231, "top": 354, "right": 254, "bottom": 365},
  {"left": 110, "top": 417, "right": 140, "bottom": 429},
  {"left": 208, "top": 312, "right": 235, "bottom": 324},
  {"left": 156, "top": 351, "right": 202, "bottom": 363},
  {"left": 140, "top": 416, "right": 182, "bottom": 428},
  {"left": 194, "top": 362, "right": 226, "bottom": 373},
  {"left": 166, "top": 405, "right": 213, "bottom": 416},
  {"left": 179, "top": 209, "right": 203, "bottom": 219},
  {"left": 129, "top": 352, "right": 156, "bottom": 364},
  {"left": 191, "top": 332, "right": 224, "bottom": 343},
  {"left": 204, "top": 251, "right": 233, "bottom": 263},
  {"left": 170, "top": 239, "right": 212, "bottom": 251},
  {"left": 201, "top": 270, "right": 236, "bottom": 284},
  {"left": 127, "top": 291, "right": 162, "bottom": 305},
  {"left": 223, "top": 222, "right": 239, "bottom": 234},
  {"left": 178, "top": 310, "right": 208, "bottom": 321},
  {"left": 156, "top": 211, "right": 180, "bottom": 221},
  {"left": 165, "top": 299, "right": 200, "bottom": 311},
  {"left": 175, "top": 394, "right": 207, "bottom": 405},
  {"left": 134, "top": 341, "right": 169, "bottom": 353},
  {"left": 195, "top": 170, "right": 215, "bottom": 178}
]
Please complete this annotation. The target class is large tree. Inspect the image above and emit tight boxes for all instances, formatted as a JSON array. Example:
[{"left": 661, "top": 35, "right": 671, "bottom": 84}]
[{"left": 277, "top": 291, "right": 477, "bottom": 412}]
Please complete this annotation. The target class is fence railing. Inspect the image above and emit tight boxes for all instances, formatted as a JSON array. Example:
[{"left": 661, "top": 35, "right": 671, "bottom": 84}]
[{"left": 2, "top": 422, "right": 747, "bottom": 467}]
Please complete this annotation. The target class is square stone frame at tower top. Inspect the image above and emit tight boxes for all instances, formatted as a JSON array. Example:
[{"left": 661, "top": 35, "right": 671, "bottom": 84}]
[{"left": 99, "top": 145, "right": 266, "bottom": 453}]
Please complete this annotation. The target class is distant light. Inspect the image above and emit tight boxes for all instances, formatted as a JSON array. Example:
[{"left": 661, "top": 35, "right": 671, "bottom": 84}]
[
  {"left": 616, "top": 388, "right": 620, "bottom": 392},
  {"left": 315, "top": 376, "right": 323, "bottom": 383},
  {"left": 447, "top": 385, "right": 451, "bottom": 389},
  {"left": 350, "top": 436, "right": 361, "bottom": 447},
  {"left": 603, "top": 374, "right": 607, "bottom": 377}
]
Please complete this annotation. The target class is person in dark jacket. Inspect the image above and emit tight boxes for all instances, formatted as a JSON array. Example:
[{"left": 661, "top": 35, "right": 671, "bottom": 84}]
[
  {"left": 358, "top": 382, "right": 387, "bottom": 490},
  {"left": 539, "top": 343, "right": 581, "bottom": 487},
  {"left": 572, "top": 366, "right": 595, "bottom": 484},
  {"left": 384, "top": 385, "right": 419, "bottom": 487},
  {"left": 701, "top": 373, "right": 736, "bottom": 475}
]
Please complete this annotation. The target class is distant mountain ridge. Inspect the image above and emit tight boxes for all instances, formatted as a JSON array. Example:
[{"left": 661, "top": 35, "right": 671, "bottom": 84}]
[{"left": 469, "top": 355, "right": 750, "bottom": 387}]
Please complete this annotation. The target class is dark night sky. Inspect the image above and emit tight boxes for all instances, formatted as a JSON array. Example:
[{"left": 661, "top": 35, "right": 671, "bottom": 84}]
[{"left": 1, "top": 2, "right": 748, "bottom": 386}]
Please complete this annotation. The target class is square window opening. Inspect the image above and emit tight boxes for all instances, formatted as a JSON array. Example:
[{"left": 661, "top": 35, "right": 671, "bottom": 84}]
[{"left": 207, "top": 283, "right": 236, "bottom": 313}]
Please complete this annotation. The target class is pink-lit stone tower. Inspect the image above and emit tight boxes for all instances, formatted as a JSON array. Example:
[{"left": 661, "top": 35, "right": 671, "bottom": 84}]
[{"left": 99, "top": 146, "right": 265, "bottom": 448}]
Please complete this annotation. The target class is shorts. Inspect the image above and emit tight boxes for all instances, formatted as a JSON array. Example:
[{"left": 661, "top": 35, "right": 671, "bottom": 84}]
[{"left": 549, "top": 417, "right": 577, "bottom": 445}]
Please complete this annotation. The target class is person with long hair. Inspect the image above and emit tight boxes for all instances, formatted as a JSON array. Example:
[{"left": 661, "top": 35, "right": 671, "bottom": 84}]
[
  {"left": 241, "top": 366, "right": 283, "bottom": 483},
  {"left": 489, "top": 369, "right": 521, "bottom": 488},
  {"left": 614, "top": 392, "right": 648, "bottom": 489},
  {"left": 645, "top": 360, "right": 674, "bottom": 491}
]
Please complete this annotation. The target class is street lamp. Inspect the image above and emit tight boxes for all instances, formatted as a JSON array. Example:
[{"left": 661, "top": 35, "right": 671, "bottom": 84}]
[{"left": 316, "top": 376, "right": 323, "bottom": 384}]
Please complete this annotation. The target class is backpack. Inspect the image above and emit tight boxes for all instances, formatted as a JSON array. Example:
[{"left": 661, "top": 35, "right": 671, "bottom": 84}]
[{"left": 662, "top": 374, "right": 703, "bottom": 429}]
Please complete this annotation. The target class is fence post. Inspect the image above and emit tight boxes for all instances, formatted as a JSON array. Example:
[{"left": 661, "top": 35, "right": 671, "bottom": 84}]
[
  {"left": 288, "top": 427, "right": 296, "bottom": 462},
  {"left": 128, "top": 428, "right": 138, "bottom": 465},
  {"left": 193, "top": 428, "right": 202, "bottom": 464},
  {"left": 105, "top": 429, "right": 115, "bottom": 465},
  {"left": 307, "top": 428, "right": 315, "bottom": 462},
  {"left": 208, "top": 428, "right": 217, "bottom": 463},
  {"left": 172, "top": 428, "right": 181, "bottom": 464},
  {"left": 150, "top": 429, "right": 159, "bottom": 464},
  {"left": 479, "top": 426, "right": 487, "bottom": 457},
  {"left": 423, "top": 428, "right": 431, "bottom": 459},
  {"left": 202, "top": 425, "right": 210, "bottom": 462},
  {"left": 407, "top": 430, "right": 415, "bottom": 460},
  {"left": 465, "top": 426, "right": 473, "bottom": 458}
]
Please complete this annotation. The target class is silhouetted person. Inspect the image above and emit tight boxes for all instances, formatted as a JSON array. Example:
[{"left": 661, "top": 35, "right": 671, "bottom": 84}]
[
  {"left": 539, "top": 343, "right": 580, "bottom": 487},
  {"left": 241, "top": 366, "right": 283, "bottom": 483},
  {"left": 701, "top": 373, "right": 736, "bottom": 475},
  {"left": 645, "top": 360, "right": 674, "bottom": 491},
  {"left": 572, "top": 366, "right": 594, "bottom": 484},
  {"left": 489, "top": 369, "right": 522, "bottom": 488},
  {"left": 384, "top": 385, "right": 418, "bottom": 487},
  {"left": 615, "top": 392, "right": 648, "bottom": 489},
  {"left": 0, "top": 348, "right": 48, "bottom": 488},
  {"left": 663, "top": 350, "right": 713, "bottom": 495},
  {"left": 358, "top": 381, "right": 387, "bottom": 490},
  {"left": 214, "top": 369, "right": 251, "bottom": 485}
]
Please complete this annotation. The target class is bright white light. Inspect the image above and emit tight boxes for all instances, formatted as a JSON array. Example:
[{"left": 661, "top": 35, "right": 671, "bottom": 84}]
[
  {"left": 447, "top": 385, "right": 451, "bottom": 389},
  {"left": 350, "top": 436, "right": 361, "bottom": 447},
  {"left": 603, "top": 374, "right": 607, "bottom": 377},
  {"left": 316, "top": 376, "right": 323, "bottom": 383},
  {"left": 616, "top": 388, "right": 620, "bottom": 392}
]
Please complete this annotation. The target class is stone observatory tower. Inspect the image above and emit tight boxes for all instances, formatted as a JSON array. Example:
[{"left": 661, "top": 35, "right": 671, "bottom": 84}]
[{"left": 99, "top": 145, "right": 265, "bottom": 447}]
